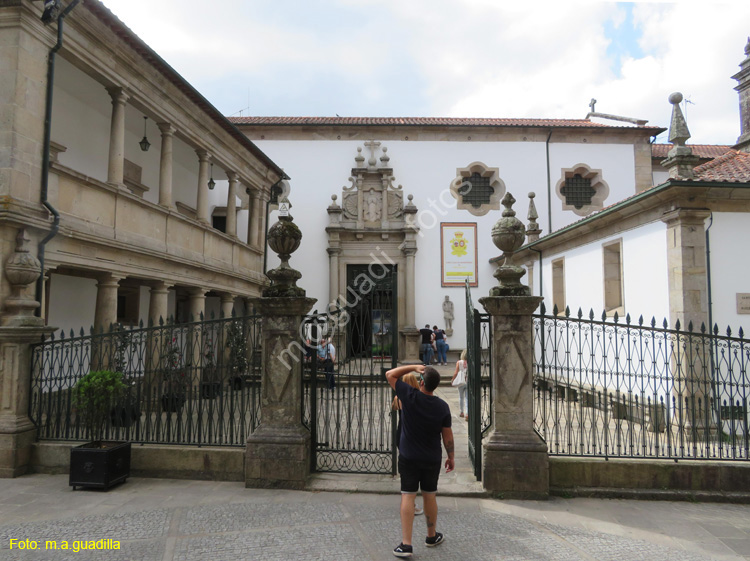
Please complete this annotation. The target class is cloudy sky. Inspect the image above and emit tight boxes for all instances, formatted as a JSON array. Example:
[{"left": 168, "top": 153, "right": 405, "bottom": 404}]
[{"left": 100, "top": 0, "right": 750, "bottom": 145}]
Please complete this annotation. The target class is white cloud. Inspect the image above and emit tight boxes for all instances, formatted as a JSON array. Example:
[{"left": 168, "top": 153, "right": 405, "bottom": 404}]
[{"left": 100, "top": 0, "right": 750, "bottom": 144}]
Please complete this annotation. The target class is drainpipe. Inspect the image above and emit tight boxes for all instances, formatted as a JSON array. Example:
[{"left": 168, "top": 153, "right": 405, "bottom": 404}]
[
  {"left": 35, "top": 0, "right": 81, "bottom": 317},
  {"left": 705, "top": 213, "right": 720, "bottom": 427},
  {"left": 545, "top": 130, "right": 553, "bottom": 235}
]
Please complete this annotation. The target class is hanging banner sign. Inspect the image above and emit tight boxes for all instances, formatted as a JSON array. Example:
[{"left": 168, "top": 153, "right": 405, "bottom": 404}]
[{"left": 441, "top": 223, "right": 478, "bottom": 287}]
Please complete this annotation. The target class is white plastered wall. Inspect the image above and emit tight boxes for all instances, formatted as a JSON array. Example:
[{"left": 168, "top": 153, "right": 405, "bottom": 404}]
[
  {"left": 538, "top": 220, "right": 669, "bottom": 323},
  {"left": 707, "top": 212, "right": 750, "bottom": 334},
  {"left": 254, "top": 137, "right": 638, "bottom": 353}
]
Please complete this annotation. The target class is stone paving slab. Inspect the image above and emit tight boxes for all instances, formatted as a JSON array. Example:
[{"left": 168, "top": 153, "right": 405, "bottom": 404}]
[{"left": 1, "top": 475, "right": 748, "bottom": 561}]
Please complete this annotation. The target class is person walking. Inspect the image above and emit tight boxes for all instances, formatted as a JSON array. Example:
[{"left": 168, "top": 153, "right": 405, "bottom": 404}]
[
  {"left": 391, "top": 373, "right": 423, "bottom": 517},
  {"left": 433, "top": 326, "right": 447, "bottom": 365},
  {"left": 385, "top": 364, "right": 454, "bottom": 558},
  {"left": 451, "top": 350, "right": 468, "bottom": 419},
  {"left": 419, "top": 324, "right": 434, "bottom": 366}
]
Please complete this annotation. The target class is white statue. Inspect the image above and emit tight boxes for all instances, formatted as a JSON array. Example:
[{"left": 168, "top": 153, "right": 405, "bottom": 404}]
[
  {"left": 364, "top": 191, "right": 381, "bottom": 221},
  {"left": 443, "top": 295, "right": 454, "bottom": 332}
]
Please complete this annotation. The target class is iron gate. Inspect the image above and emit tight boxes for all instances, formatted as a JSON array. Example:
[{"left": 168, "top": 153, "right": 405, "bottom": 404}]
[
  {"left": 302, "top": 265, "right": 398, "bottom": 473},
  {"left": 465, "top": 280, "right": 493, "bottom": 480}
]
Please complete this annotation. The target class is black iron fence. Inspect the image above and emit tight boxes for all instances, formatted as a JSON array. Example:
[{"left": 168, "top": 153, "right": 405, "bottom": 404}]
[
  {"left": 465, "top": 281, "right": 493, "bottom": 479},
  {"left": 301, "top": 305, "right": 398, "bottom": 475},
  {"left": 30, "top": 314, "right": 262, "bottom": 446},
  {"left": 533, "top": 305, "right": 750, "bottom": 461}
]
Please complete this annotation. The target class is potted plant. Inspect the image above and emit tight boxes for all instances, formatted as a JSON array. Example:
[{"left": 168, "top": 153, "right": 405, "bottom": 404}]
[
  {"left": 160, "top": 336, "right": 188, "bottom": 412},
  {"left": 69, "top": 370, "right": 131, "bottom": 490},
  {"left": 200, "top": 333, "right": 221, "bottom": 399},
  {"left": 227, "top": 320, "right": 249, "bottom": 390}
]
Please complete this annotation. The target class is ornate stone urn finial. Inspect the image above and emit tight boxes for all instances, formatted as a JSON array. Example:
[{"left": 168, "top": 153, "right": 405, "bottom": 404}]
[
  {"left": 2, "top": 228, "right": 43, "bottom": 326},
  {"left": 489, "top": 192, "right": 529, "bottom": 296},
  {"left": 263, "top": 197, "right": 305, "bottom": 297}
]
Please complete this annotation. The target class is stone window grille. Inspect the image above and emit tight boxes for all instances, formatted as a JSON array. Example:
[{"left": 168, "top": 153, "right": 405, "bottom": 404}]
[
  {"left": 450, "top": 162, "right": 505, "bottom": 216},
  {"left": 555, "top": 164, "right": 609, "bottom": 217}
]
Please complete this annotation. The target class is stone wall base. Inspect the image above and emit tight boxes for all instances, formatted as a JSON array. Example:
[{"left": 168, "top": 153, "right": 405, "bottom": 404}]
[
  {"left": 30, "top": 442, "right": 244, "bottom": 481},
  {"left": 550, "top": 456, "right": 750, "bottom": 496},
  {"left": 0, "top": 428, "right": 37, "bottom": 478},
  {"left": 483, "top": 433, "right": 549, "bottom": 499},
  {"left": 245, "top": 426, "right": 311, "bottom": 490}
]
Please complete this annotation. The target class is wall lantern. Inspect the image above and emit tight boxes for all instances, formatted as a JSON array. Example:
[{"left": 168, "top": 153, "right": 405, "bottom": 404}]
[{"left": 139, "top": 116, "right": 151, "bottom": 152}]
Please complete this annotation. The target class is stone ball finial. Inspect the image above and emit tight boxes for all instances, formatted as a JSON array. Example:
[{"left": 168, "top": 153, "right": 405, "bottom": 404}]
[
  {"left": 668, "top": 92, "right": 683, "bottom": 105},
  {"left": 331, "top": 194, "right": 337, "bottom": 202},
  {"left": 529, "top": 191, "right": 536, "bottom": 199}
]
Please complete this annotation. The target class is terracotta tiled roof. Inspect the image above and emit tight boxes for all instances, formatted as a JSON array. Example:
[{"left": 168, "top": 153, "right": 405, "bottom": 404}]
[
  {"left": 651, "top": 144, "right": 732, "bottom": 159},
  {"left": 230, "top": 116, "right": 659, "bottom": 130},
  {"left": 690, "top": 150, "right": 750, "bottom": 182}
]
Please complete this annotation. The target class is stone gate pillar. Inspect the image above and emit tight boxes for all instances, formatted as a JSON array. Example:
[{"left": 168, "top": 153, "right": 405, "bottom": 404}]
[
  {"left": 479, "top": 194, "right": 547, "bottom": 498},
  {"left": 0, "top": 229, "right": 56, "bottom": 477},
  {"left": 245, "top": 199, "right": 316, "bottom": 489}
]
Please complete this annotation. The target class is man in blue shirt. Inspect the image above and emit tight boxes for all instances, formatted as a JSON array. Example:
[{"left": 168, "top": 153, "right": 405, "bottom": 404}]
[{"left": 386, "top": 364, "right": 454, "bottom": 557}]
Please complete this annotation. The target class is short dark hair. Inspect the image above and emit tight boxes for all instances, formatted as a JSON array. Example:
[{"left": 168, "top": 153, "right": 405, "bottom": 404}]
[
  {"left": 432, "top": 325, "right": 438, "bottom": 330},
  {"left": 422, "top": 366, "right": 440, "bottom": 392},
  {"left": 425, "top": 324, "right": 430, "bottom": 328}
]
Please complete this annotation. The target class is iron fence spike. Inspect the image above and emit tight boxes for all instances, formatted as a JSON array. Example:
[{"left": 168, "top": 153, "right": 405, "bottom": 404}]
[
  {"left": 602, "top": 310, "right": 607, "bottom": 321},
  {"left": 740, "top": 326, "right": 745, "bottom": 338},
  {"left": 625, "top": 313, "right": 631, "bottom": 324},
  {"left": 589, "top": 308, "right": 594, "bottom": 320},
  {"left": 553, "top": 304, "right": 559, "bottom": 316},
  {"left": 613, "top": 311, "right": 619, "bottom": 323},
  {"left": 540, "top": 302, "right": 546, "bottom": 315},
  {"left": 727, "top": 325, "right": 732, "bottom": 337},
  {"left": 577, "top": 307, "right": 583, "bottom": 319},
  {"left": 565, "top": 305, "right": 570, "bottom": 317},
  {"left": 688, "top": 320, "right": 694, "bottom": 332},
  {"left": 700, "top": 322, "right": 706, "bottom": 333},
  {"left": 662, "top": 318, "right": 668, "bottom": 329},
  {"left": 638, "top": 315, "right": 644, "bottom": 326},
  {"left": 675, "top": 319, "right": 681, "bottom": 331}
]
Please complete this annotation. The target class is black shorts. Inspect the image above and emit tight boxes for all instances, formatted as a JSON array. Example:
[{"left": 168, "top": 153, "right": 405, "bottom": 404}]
[{"left": 398, "top": 455, "right": 441, "bottom": 494}]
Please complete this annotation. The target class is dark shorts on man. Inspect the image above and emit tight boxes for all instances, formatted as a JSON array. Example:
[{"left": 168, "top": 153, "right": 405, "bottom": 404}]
[{"left": 398, "top": 455, "right": 441, "bottom": 494}]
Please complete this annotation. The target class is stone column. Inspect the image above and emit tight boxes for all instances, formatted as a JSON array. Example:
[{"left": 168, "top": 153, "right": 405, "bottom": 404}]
[
  {"left": 327, "top": 247, "right": 340, "bottom": 307},
  {"left": 246, "top": 188, "right": 256, "bottom": 247},
  {"left": 258, "top": 192, "right": 269, "bottom": 252},
  {"left": 106, "top": 87, "right": 129, "bottom": 187},
  {"left": 226, "top": 171, "right": 239, "bottom": 238},
  {"left": 480, "top": 193, "right": 548, "bottom": 498},
  {"left": 94, "top": 274, "right": 123, "bottom": 333},
  {"left": 661, "top": 207, "right": 713, "bottom": 433},
  {"left": 1, "top": 229, "right": 56, "bottom": 477},
  {"left": 246, "top": 199, "right": 316, "bottom": 489},
  {"left": 221, "top": 293, "right": 235, "bottom": 318},
  {"left": 250, "top": 190, "right": 263, "bottom": 248},
  {"left": 196, "top": 149, "right": 211, "bottom": 224},
  {"left": 188, "top": 288, "right": 207, "bottom": 322},
  {"left": 148, "top": 282, "right": 171, "bottom": 326},
  {"left": 158, "top": 123, "right": 176, "bottom": 208}
]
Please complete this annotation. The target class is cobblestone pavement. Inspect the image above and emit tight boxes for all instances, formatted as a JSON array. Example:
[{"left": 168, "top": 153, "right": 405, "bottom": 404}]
[{"left": 1, "top": 474, "right": 749, "bottom": 561}]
